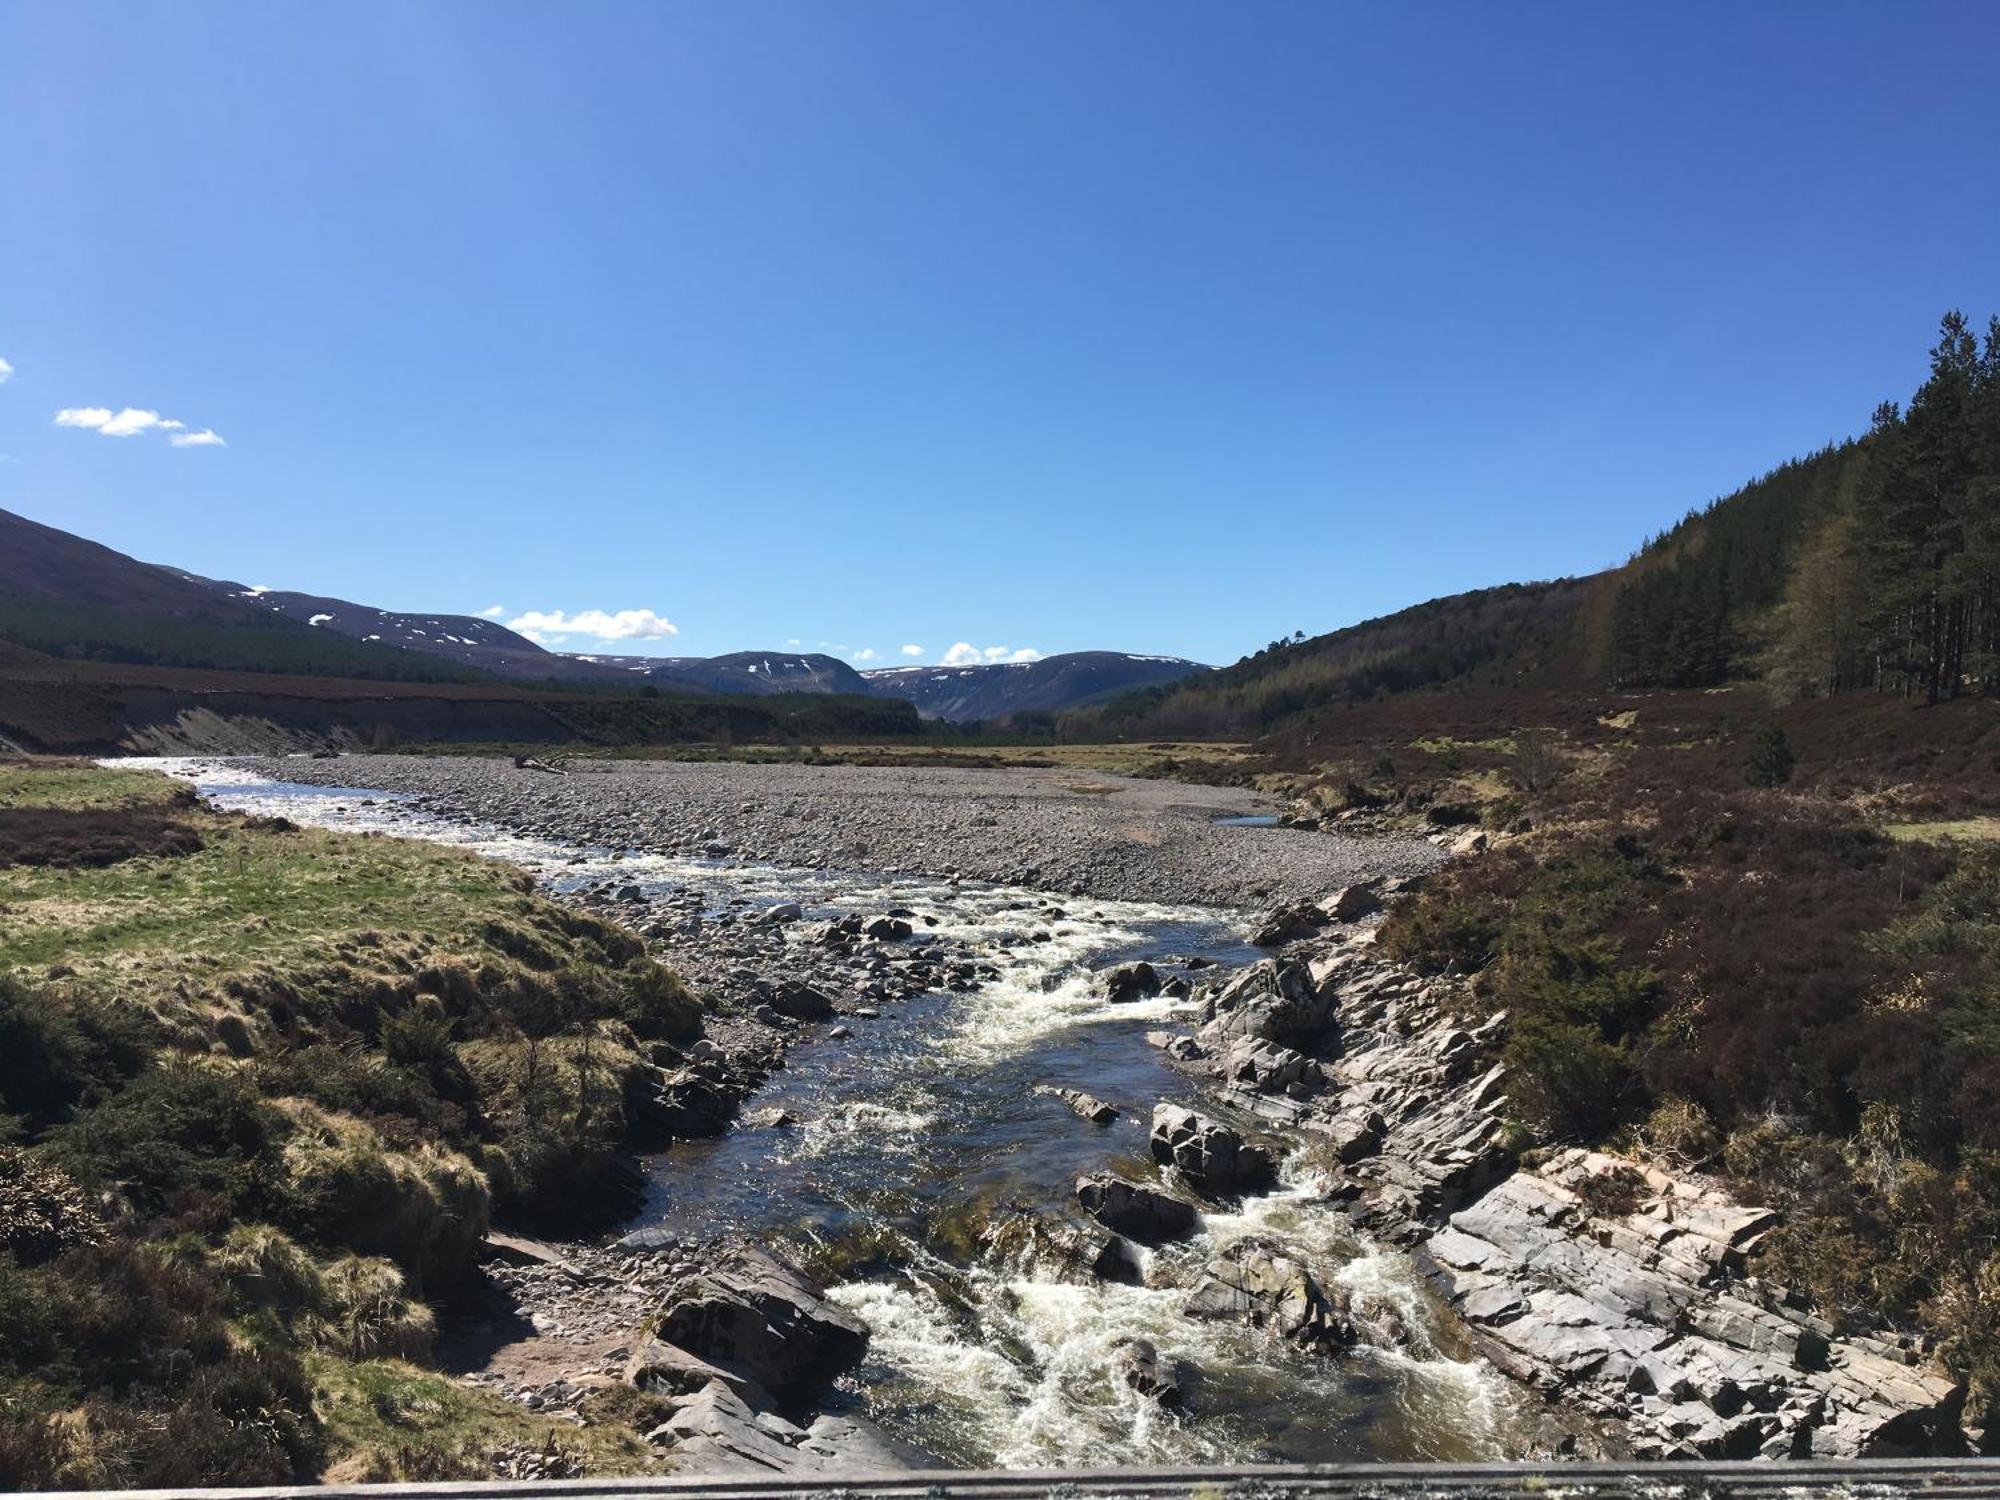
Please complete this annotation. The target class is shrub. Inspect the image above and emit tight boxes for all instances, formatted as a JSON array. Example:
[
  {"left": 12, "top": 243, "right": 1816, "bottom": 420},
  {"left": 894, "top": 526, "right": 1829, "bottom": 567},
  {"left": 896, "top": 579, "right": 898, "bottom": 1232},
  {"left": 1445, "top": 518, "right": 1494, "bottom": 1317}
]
[
  {"left": 1642, "top": 1096, "right": 1721, "bottom": 1166},
  {"left": 0, "top": 976, "right": 156, "bottom": 1139},
  {"left": 44, "top": 1061, "right": 293, "bottom": 1223},
  {"left": 1508, "top": 1017, "right": 1635, "bottom": 1140},
  {"left": 1573, "top": 1163, "right": 1649, "bottom": 1219},
  {"left": 1744, "top": 723, "right": 1795, "bottom": 787},
  {"left": 0, "top": 807, "right": 204, "bottom": 868}
]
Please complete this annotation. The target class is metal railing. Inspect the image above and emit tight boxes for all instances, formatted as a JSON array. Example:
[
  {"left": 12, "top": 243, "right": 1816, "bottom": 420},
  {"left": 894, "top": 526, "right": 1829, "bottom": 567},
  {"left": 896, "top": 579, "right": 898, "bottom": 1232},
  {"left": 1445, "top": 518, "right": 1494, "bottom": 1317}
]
[{"left": 30, "top": 1459, "right": 2000, "bottom": 1500}]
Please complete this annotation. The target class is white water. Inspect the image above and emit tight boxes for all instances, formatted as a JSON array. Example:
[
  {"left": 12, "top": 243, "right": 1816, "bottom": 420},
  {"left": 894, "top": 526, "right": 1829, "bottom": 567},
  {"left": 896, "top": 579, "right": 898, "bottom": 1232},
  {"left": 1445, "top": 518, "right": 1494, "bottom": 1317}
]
[{"left": 126, "top": 755, "right": 1530, "bottom": 1467}]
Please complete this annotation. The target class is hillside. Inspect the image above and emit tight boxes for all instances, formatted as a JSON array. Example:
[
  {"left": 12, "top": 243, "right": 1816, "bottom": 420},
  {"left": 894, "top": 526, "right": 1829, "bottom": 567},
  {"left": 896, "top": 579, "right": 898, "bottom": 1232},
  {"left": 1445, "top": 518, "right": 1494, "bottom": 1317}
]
[
  {"left": 572, "top": 650, "right": 875, "bottom": 697},
  {"left": 1084, "top": 309, "right": 2000, "bottom": 742},
  {"left": 1070, "top": 580, "right": 1595, "bottom": 739},
  {"left": 863, "top": 651, "right": 1209, "bottom": 721},
  {"left": 188, "top": 578, "right": 615, "bottom": 684},
  {"left": 0, "top": 509, "right": 490, "bottom": 685}
]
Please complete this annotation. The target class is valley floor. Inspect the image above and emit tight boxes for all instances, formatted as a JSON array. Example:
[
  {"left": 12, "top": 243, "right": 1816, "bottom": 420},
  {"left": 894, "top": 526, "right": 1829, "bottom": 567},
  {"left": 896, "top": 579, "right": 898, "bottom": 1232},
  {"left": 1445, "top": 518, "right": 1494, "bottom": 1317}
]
[{"left": 227, "top": 753, "right": 1441, "bottom": 908}]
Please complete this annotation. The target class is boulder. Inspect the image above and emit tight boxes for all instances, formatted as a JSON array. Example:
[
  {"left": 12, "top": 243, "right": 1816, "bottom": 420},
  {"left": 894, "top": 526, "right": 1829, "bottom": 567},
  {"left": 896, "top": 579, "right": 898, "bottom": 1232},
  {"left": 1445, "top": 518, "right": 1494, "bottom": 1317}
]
[
  {"left": 1201, "top": 959, "right": 1332, "bottom": 1050},
  {"left": 1147, "top": 1030, "right": 1205, "bottom": 1061},
  {"left": 651, "top": 1066, "right": 743, "bottom": 1137},
  {"left": 1113, "top": 1336, "right": 1184, "bottom": 1408},
  {"left": 1149, "top": 1103, "right": 1276, "bottom": 1197},
  {"left": 1034, "top": 1084, "right": 1119, "bottom": 1124},
  {"left": 1102, "top": 961, "right": 1162, "bottom": 1004},
  {"left": 981, "top": 1211, "right": 1142, "bottom": 1285},
  {"left": 1318, "top": 884, "right": 1383, "bottom": 923},
  {"left": 1184, "top": 1236, "right": 1357, "bottom": 1352},
  {"left": 1075, "top": 1172, "right": 1198, "bottom": 1245},
  {"left": 769, "top": 980, "right": 836, "bottom": 1021},
  {"left": 864, "top": 915, "right": 913, "bottom": 941},
  {"left": 1250, "top": 901, "right": 1326, "bottom": 948},
  {"left": 644, "top": 1377, "right": 914, "bottom": 1475},
  {"left": 650, "top": 1245, "right": 867, "bottom": 1404}
]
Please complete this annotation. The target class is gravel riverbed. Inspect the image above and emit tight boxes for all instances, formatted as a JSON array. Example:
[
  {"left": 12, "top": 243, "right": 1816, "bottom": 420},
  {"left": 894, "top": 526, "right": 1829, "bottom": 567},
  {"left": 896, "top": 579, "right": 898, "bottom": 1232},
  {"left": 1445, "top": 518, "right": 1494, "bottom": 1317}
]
[{"left": 231, "top": 754, "right": 1441, "bottom": 908}]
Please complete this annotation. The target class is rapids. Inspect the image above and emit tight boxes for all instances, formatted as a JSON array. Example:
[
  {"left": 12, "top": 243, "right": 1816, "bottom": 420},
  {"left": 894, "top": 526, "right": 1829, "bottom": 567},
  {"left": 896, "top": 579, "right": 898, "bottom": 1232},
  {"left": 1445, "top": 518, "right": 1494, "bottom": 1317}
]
[{"left": 133, "top": 757, "right": 1533, "bottom": 1467}]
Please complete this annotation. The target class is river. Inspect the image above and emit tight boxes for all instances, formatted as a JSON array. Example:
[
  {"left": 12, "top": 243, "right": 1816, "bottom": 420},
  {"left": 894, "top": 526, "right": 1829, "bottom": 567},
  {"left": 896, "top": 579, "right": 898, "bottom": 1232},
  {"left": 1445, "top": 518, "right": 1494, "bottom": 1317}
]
[{"left": 136, "top": 756, "right": 1533, "bottom": 1469}]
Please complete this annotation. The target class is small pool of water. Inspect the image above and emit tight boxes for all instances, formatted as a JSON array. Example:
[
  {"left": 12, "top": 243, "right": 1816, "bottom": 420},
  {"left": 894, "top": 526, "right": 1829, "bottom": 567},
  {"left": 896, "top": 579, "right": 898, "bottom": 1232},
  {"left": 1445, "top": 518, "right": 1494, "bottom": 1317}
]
[{"left": 1212, "top": 812, "right": 1282, "bottom": 828}]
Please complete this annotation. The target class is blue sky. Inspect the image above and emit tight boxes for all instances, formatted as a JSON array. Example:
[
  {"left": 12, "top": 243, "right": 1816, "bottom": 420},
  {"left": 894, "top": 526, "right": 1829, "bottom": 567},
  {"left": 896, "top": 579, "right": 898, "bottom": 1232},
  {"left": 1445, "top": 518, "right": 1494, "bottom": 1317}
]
[{"left": 3, "top": 2, "right": 1997, "bottom": 668}]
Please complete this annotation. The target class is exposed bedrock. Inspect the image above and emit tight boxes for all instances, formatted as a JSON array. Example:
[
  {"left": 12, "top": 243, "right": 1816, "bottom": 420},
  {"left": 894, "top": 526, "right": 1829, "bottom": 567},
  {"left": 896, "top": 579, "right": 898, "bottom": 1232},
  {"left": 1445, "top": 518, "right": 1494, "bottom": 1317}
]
[{"left": 1157, "top": 933, "right": 1971, "bottom": 1460}]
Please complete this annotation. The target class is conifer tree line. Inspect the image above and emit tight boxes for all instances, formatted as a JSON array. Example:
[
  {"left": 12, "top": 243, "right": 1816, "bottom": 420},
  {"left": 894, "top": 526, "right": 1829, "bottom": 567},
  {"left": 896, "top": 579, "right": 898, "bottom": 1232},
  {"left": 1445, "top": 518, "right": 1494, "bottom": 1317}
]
[{"left": 1609, "top": 311, "right": 2000, "bottom": 703}]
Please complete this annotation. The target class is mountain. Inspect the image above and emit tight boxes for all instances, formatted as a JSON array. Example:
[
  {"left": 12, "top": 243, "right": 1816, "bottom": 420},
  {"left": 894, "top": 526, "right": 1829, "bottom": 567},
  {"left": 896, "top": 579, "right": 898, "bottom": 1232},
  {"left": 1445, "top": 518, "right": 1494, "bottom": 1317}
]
[
  {"left": 0, "top": 507, "right": 490, "bottom": 684},
  {"left": 565, "top": 650, "right": 875, "bottom": 697},
  {"left": 0, "top": 509, "right": 1201, "bottom": 717},
  {"left": 176, "top": 579, "right": 619, "bottom": 683},
  {"left": 863, "top": 651, "right": 1210, "bottom": 721}
]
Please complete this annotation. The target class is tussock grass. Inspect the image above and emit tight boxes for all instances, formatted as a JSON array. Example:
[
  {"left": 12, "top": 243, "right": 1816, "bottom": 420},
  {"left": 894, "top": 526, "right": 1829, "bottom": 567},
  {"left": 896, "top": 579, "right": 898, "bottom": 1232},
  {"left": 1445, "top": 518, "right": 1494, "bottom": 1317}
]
[{"left": 310, "top": 1357, "right": 655, "bottom": 1482}]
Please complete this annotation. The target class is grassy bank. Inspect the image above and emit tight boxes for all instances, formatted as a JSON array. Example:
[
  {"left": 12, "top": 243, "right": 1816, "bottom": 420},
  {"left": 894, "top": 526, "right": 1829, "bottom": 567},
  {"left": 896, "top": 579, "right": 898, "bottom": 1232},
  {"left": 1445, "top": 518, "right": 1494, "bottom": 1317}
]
[{"left": 0, "top": 760, "right": 705, "bottom": 1487}]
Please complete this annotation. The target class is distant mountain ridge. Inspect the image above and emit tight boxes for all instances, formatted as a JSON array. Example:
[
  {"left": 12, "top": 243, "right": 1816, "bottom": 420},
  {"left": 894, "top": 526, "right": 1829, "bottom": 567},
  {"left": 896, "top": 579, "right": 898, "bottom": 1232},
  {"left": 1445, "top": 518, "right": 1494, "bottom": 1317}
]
[
  {"left": 863, "top": 652, "right": 1210, "bottom": 720},
  {"left": 0, "top": 507, "right": 1204, "bottom": 720}
]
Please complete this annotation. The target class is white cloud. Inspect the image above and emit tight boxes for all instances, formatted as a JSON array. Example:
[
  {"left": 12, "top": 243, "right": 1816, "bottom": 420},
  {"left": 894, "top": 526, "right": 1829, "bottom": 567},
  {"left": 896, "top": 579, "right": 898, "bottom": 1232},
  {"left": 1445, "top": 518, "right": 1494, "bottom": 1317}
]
[
  {"left": 56, "top": 404, "right": 223, "bottom": 446},
  {"left": 899, "top": 644, "right": 925, "bottom": 658},
  {"left": 0, "top": 357, "right": 13, "bottom": 383},
  {"left": 507, "top": 608, "right": 679, "bottom": 645},
  {"left": 477, "top": 605, "right": 506, "bottom": 619},
  {"left": 851, "top": 647, "right": 877, "bottom": 662},
  {"left": 941, "top": 641, "right": 1041, "bottom": 666},
  {"left": 100, "top": 408, "right": 174, "bottom": 437}
]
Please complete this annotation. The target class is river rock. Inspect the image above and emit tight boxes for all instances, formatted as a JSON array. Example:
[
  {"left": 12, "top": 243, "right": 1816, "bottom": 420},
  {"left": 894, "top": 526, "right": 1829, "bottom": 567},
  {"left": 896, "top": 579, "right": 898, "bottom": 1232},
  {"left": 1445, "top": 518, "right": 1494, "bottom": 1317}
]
[
  {"left": 769, "top": 979, "right": 836, "bottom": 1021},
  {"left": 1184, "top": 1236, "right": 1357, "bottom": 1352},
  {"left": 981, "top": 1210, "right": 1142, "bottom": 1285},
  {"left": 650, "top": 1245, "right": 867, "bottom": 1404},
  {"left": 1201, "top": 958, "right": 1333, "bottom": 1050},
  {"left": 864, "top": 915, "right": 912, "bottom": 941},
  {"left": 1218, "top": 1037, "right": 1322, "bottom": 1098},
  {"left": 1318, "top": 883, "right": 1383, "bottom": 923},
  {"left": 1149, "top": 1103, "right": 1276, "bottom": 1198},
  {"left": 1075, "top": 1172, "right": 1198, "bottom": 1245},
  {"left": 645, "top": 1376, "right": 913, "bottom": 1475},
  {"left": 1113, "top": 1336, "right": 1184, "bottom": 1408},
  {"left": 1250, "top": 901, "right": 1327, "bottom": 947},
  {"left": 1423, "top": 1151, "right": 1970, "bottom": 1459},
  {"left": 1291, "top": 946, "right": 1971, "bottom": 1458},
  {"left": 1101, "top": 960, "right": 1162, "bottom": 1003},
  {"left": 1034, "top": 1084, "right": 1118, "bottom": 1123}
]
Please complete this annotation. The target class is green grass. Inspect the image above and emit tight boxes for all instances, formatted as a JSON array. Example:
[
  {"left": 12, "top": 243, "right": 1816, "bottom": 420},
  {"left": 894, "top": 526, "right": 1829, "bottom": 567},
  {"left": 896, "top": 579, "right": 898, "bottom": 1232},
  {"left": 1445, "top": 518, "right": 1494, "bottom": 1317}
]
[
  {"left": 0, "top": 816, "right": 540, "bottom": 987},
  {"left": 1883, "top": 816, "right": 2000, "bottom": 844},
  {"left": 0, "top": 758, "right": 189, "bottom": 811},
  {"left": 0, "top": 762, "right": 696, "bottom": 1061}
]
